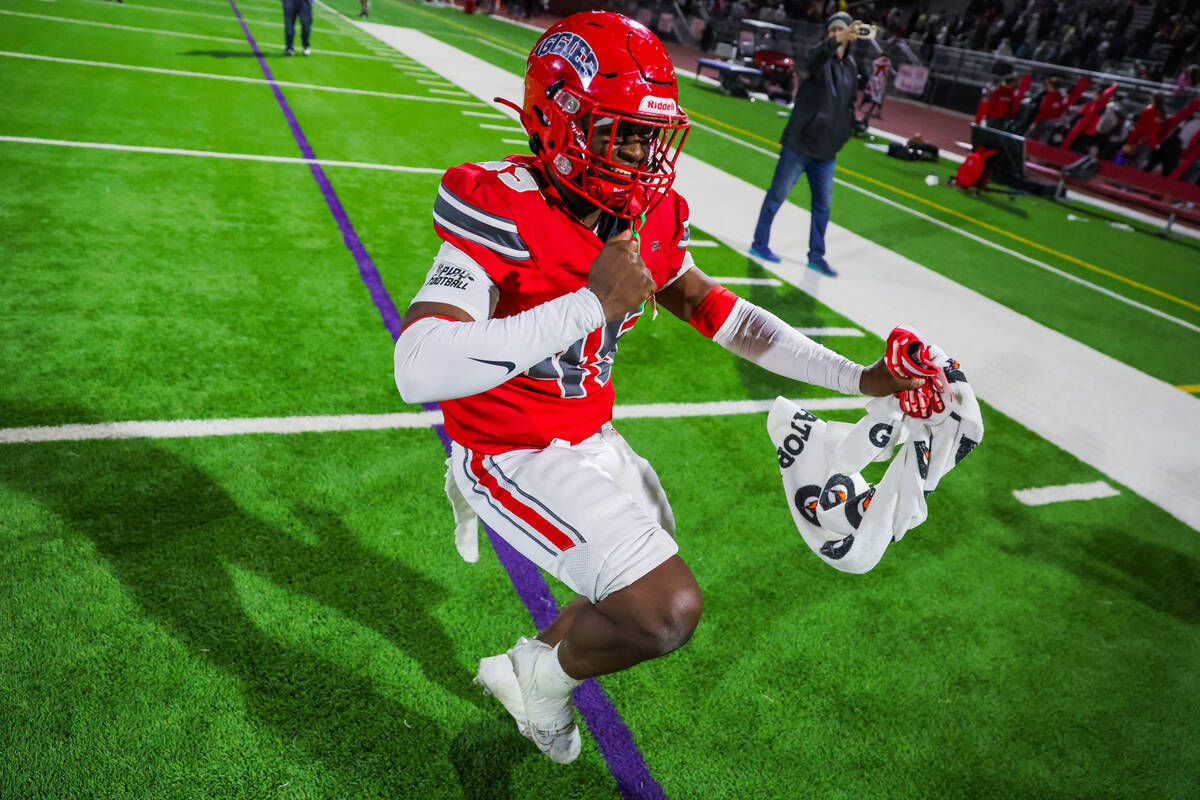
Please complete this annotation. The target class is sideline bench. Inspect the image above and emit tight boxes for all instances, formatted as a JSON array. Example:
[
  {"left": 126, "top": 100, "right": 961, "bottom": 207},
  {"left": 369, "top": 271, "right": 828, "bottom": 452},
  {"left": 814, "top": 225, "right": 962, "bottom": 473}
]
[
  {"left": 1025, "top": 139, "right": 1200, "bottom": 235},
  {"left": 694, "top": 57, "right": 763, "bottom": 89}
]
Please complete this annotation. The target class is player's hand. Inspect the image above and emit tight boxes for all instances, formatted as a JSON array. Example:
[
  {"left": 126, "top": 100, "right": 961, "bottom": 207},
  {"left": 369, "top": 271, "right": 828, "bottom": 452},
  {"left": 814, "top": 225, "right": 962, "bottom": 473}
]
[
  {"left": 587, "top": 229, "right": 657, "bottom": 322},
  {"left": 882, "top": 325, "right": 948, "bottom": 418},
  {"left": 860, "top": 357, "right": 924, "bottom": 396},
  {"left": 835, "top": 21, "right": 863, "bottom": 45}
]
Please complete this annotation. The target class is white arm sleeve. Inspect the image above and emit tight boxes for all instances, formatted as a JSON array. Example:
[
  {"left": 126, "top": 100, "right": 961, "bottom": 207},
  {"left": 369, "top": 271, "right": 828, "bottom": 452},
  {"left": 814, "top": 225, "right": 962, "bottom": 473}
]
[
  {"left": 712, "top": 296, "right": 863, "bottom": 395},
  {"left": 394, "top": 288, "right": 607, "bottom": 404}
]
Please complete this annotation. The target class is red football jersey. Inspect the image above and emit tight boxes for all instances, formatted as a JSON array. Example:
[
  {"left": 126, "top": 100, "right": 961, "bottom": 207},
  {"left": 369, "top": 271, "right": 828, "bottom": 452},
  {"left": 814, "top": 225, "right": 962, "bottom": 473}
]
[{"left": 431, "top": 155, "right": 691, "bottom": 454}]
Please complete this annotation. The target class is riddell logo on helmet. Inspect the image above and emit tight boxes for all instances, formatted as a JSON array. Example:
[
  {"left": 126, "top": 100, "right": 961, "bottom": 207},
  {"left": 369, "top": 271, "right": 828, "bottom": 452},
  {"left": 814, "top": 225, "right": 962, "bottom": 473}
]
[{"left": 637, "top": 96, "right": 678, "bottom": 115}]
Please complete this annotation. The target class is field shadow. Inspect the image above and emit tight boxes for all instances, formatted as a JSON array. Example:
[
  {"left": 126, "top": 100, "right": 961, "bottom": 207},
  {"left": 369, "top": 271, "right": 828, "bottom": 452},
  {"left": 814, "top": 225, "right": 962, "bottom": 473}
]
[
  {"left": 996, "top": 504, "right": 1200, "bottom": 625},
  {"left": 0, "top": 402, "right": 498, "bottom": 791},
  {"left": 954, "top": 188, "right": 1031, "bottom": 217},
  {"left": 448, "top": 720, "right": 540, "bottom": 800}
]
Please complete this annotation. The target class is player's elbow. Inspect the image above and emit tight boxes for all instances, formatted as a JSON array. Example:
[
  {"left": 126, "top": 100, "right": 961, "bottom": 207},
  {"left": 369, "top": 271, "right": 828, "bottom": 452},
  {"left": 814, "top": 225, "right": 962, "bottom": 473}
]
[
  {"left": 395, "top": 370, "right": 433, "bottom": 405},
  {"left": 394, "top": 331, "right": 440, "bottom": 405}
]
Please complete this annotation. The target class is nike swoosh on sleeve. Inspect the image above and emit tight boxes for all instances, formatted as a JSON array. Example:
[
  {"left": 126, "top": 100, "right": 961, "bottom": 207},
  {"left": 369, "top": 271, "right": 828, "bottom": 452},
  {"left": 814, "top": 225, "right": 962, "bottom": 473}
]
[{"left": 469, "top": 357, "right": 517, "bottom": 373}]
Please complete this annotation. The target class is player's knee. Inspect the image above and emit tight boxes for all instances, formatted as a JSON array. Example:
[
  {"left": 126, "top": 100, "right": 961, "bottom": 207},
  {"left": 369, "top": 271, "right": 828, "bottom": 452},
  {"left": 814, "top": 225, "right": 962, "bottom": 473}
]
[{"left": 647, "top": 584, "right": 703, "bottom": 656}]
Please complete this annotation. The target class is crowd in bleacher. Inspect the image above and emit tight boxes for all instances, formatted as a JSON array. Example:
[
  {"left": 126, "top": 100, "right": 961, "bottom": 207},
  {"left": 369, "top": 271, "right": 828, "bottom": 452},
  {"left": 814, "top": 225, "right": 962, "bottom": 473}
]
[
  {"left": 688, "top": 0, "right": 1198, "bottom": 90},
  {"left": 974, "top": 72, "right": 1200, "bottom": 180}
]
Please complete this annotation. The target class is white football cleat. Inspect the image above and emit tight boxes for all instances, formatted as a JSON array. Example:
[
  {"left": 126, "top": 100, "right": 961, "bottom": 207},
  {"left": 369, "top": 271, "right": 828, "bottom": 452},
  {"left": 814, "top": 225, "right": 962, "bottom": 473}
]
[
  {"left": 507, "top": 637, "right": 581, "bottom": 764},
  {"left": 473, "top": 654, "right": 530, "bottom": 739}
]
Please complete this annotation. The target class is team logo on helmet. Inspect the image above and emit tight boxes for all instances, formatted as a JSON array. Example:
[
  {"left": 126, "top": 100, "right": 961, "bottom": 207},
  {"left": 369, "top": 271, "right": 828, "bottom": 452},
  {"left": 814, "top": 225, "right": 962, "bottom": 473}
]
[{"left": 532, "top": 32, "right": 599, "bottom": 88}]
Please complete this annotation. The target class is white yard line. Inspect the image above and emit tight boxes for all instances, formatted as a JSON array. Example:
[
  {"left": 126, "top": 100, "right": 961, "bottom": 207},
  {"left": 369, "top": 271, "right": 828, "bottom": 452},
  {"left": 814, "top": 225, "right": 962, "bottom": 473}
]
[
  {"left": 461, "top": 110, "right": 506, "bottom": 119},
  {"left": 484, "top": 13, "right": 544, "bottom": 33},
  {"left": 501, "top": 138, "right": 527, "bottom": 144},
  {"left": 0, "top": 9, "right": 395, "bottom": 60},
  {"left": 1013, "top": 481, "right": 1120, "bottom": 506},
  {"left": 0, "top": 398, "right": 867, "bottom": 444},
  {"left": 478, "top": 123, "right": 524, "bottom": 132},
  {"left": 687, "top": 239, "right": 720, "bottom": 247},
  {"left": 0, "top": 51, "right": 485, "bottom": 106},
  {"left": 472, "top": 35, "right": 526, "bottom": 57},
  {"left": 0, "top": 135, "right": 446, "bottom": 174},
  {"left": 355, "top": 22, "right": 1200, "bottom": 532}
]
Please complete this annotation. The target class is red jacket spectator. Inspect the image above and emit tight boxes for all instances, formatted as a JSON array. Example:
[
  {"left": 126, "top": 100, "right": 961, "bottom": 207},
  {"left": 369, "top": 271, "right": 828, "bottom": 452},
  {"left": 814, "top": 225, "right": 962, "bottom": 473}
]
[
  {"left": 1124, "top": 96, "right": 1165, "bottom": 151},
  {"left": 976, "top": 80, "right": 1018, "bottom": 124},
  {"left": 1063, "top": 83, "right": 1117, "bottom": 148},
  {"left": 1168, "top": 125, "right": 1200, "bottom": 179},
  {"left": 1156, "top": 98, "right": 1200, "bottom": 146},
  {"left": 1032, "top": 86, "right": 1067, "bottom": 125}
]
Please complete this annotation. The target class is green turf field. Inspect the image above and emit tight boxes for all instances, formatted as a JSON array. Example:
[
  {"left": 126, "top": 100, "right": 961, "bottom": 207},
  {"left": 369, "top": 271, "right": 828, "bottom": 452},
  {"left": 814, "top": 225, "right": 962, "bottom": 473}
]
[{"left": 2, "top": 1, "right": 1199, "bottom": 798}]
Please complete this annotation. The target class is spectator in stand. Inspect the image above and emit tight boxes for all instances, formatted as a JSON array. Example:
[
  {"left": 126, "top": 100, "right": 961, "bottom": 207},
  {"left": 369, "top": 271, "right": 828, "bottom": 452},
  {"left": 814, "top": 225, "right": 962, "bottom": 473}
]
[
  {"left": 858, "top": 53, "right": 892, "bottom": 122},
  {"left": 969, "top": 17, "right": 989, "bottom": 50},
  {"left": 1146, "top": 128, "right": 1184, "bottom": 175},
  {"left": 1064, "top": 84, "right": 1118, "bottom": 152},
  {"left": 1175, "top": 64, "right": 1200, "bottom": 96},
  {"left": 1118, "top": 94, "right": 1166, "bottom": 166},
  {"left": 977, "top": 73, "right": 1018, "bottom": 129},
  {"left": 1092, "top": 101, "right": 1126, "bottom": 158},
  {"left": 1099, "top": 108, "right": 1134, "bottom": 161},
  {"left": 1023, "top": 76, "right": 1066, "bottom": 140},
  {"left": 994, "top": 37, "right": 1013, "bottom": 57}
]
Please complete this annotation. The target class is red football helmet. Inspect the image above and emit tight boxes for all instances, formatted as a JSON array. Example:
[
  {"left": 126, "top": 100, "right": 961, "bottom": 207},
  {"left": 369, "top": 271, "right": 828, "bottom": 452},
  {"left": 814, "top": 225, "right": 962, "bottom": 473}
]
[{"left": 498, "top": 11, "right": 690, "bottom": 218}]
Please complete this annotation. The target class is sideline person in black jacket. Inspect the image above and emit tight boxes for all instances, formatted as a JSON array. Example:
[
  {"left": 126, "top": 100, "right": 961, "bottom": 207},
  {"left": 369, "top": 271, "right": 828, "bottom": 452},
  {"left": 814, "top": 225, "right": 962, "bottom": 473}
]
[{"left": 750, "top": 12, "right": 865, "bottom": 277}]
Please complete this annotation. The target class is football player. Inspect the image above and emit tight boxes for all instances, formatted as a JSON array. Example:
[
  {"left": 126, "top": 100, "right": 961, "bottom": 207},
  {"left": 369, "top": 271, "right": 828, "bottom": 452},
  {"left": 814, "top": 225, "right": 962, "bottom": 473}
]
[{"left": 393, "top": 11, "right": 924, "bottom": 764}]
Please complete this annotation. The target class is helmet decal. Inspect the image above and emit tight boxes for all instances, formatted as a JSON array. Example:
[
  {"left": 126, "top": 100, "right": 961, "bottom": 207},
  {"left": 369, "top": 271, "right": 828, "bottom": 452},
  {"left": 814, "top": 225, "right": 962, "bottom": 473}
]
[{"left": 532, "top": 32, "right": 599, "bottom": 89}]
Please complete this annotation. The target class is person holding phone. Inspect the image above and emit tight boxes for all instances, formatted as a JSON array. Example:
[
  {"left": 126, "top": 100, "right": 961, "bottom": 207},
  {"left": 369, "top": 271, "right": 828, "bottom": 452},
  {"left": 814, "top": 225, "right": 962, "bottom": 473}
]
[{"left": 749, "top": 11, "right": 865, "bottom": 277}]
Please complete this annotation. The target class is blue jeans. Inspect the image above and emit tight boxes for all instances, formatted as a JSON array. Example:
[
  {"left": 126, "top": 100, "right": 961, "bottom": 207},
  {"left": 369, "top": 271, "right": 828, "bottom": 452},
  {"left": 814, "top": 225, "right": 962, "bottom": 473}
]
[
  {"left": 283, "top": 0, "right": 312, "bottom": 49},
  {"left": 752, "top": 146, "right": 836, "bottom": 263}
]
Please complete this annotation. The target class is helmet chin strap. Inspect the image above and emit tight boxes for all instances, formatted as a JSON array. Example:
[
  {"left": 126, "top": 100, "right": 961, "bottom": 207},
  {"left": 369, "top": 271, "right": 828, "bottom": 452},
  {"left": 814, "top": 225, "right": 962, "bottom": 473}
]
[{"left": 630, "top": 212, "right": 658, "bottom": 320}]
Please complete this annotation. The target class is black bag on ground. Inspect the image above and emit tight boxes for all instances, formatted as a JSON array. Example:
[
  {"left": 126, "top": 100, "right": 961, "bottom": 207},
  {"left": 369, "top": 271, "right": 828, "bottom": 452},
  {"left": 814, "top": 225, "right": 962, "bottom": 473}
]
[
  {"left": 887, "top": 140, "right": 940, "bottom": 162},
  {"left": 1062, "top": 155, "right": 1100, "bottom": 180}
]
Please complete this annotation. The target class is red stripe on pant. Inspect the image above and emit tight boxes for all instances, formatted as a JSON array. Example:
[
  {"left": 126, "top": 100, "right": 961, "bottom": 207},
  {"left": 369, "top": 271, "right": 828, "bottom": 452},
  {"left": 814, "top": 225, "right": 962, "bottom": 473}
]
[{"left": 468, "top": 452, "right": 576, "bottom": 552}]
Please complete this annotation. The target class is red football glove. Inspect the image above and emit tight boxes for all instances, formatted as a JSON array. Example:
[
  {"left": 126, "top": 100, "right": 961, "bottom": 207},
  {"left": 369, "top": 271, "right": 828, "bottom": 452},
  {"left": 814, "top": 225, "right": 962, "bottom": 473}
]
[{"left": 886, "top": 325, "right": 946, "bottom": 419}]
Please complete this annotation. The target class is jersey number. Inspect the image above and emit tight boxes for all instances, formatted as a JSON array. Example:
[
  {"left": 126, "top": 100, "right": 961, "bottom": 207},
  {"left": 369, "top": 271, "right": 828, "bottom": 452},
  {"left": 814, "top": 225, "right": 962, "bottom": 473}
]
[
  {"left": 526, "top": 312, "right": 639, "bottom": 398},
  {"left": 479, "top": 161, "right": 538, "bottom": 193}
]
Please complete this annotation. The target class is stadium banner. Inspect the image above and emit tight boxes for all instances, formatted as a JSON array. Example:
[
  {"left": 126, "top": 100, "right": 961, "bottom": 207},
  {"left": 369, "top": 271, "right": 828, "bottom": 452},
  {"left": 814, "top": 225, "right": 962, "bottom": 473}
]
[{"left": 895, "top": 65, "right": 929, "bottom": 94}]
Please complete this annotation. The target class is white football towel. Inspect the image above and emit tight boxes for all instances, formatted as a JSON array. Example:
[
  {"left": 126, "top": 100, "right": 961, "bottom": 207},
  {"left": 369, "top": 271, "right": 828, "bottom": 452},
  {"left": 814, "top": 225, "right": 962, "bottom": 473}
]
[
  {"left": 766, "top": 345, "right": 983, "bottom": 573},
  {"left": 444, "top": 457, "right": 480, "bottom": 563}
]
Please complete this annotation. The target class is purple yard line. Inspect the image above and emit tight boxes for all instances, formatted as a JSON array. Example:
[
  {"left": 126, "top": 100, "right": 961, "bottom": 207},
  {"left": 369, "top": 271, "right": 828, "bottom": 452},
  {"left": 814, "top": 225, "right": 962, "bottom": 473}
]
[{"left": 226, "top": 3, "right": 665, "bottom": 797}]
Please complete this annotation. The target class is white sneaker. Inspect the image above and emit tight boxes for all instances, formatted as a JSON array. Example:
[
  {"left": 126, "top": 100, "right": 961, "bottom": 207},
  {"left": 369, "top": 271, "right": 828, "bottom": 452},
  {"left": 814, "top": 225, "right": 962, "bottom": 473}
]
[
  {"left": 302, "top": 47, "right": 311, "bottom": 56},
  {"left": 506, "top": 637, "right": 581, "bottom": 764},
  {"left": 473, "top": 654, "right": 529, "bottom": 739}
]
